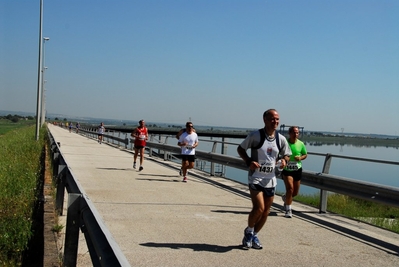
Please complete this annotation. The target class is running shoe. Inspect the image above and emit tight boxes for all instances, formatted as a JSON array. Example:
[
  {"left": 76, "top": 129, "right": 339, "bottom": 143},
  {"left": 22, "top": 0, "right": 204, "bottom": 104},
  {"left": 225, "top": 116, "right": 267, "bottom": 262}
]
[
  {"left": 252, "top": 234, "right": 263, "bottom": 249},
  {"left": 282, "top": 194, "right": 286, "bottom": 211},
  {"left": 285, "top": 209, "right": 292, "bottom": 218},
  {"left": 133, "top": 163, "right": 136, "bottom": 169},
  {"left": 242, "top": 229, "right": 253, "bottom": 249},
  {"left": 183, "top": 177, "right": 187, "bottom": 182},
  {"left": 139, "top": 166, "right": 143, "bottom": 171}
]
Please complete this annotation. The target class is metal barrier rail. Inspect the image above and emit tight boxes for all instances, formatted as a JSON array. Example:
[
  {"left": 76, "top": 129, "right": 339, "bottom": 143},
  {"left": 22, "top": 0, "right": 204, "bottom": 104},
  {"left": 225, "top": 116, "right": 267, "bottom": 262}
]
[
  {"left": 77, "top": 126, "right": 399, "bottom": 213},
  {"left": 48, "top": 130, "right": 130, "bottom": 267}
]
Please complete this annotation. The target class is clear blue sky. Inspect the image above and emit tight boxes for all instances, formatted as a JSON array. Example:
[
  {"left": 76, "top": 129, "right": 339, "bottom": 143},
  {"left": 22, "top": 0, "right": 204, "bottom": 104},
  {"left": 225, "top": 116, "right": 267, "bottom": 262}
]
[{"left": 1, "top": 0, "right": 398, "bottom": 135}]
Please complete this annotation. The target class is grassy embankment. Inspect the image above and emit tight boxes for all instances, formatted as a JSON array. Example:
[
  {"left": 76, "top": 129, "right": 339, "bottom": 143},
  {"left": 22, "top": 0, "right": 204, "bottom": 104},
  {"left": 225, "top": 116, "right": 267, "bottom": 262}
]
[
  {"left": 284, "top": 134, "right": 399, "bottom": 232},
  {"left": 0, "top": 120, "right": 45, "bottom": 266},
  {"left": 0, "top": 119, "right": 35, "bottom": 135},
  {"left": 287, "top": 193, "right": 399, "bottom": 233}
]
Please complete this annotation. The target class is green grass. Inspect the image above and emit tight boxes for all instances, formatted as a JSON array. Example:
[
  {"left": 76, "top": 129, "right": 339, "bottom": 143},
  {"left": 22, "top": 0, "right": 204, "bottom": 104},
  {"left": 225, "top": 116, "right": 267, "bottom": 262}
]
[
  {"left": 0, "top": 119, "right": 36, "bottom": 136},
  {"left": 293, "top": 193, "right": 399, "bottom": 233},
  {"left": 0, "top": 125, "right": 45, "bottom": 266}
]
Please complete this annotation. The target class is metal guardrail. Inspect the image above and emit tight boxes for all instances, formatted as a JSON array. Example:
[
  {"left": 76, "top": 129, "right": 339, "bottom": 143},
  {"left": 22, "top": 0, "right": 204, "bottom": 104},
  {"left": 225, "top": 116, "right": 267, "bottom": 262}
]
[
  {"left": 48, "top": 130, "right": 131, "bottom": 267},
  {"left": 74, "top": 125, "right": 399, "bottom": 213}
]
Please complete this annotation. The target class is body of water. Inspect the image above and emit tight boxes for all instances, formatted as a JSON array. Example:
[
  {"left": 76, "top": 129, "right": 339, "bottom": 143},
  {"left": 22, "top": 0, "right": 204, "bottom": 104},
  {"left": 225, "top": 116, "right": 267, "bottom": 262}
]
[
  {"left": 108, "top": 130, "right": 399, "bottom": 195},
  {"left": 195, "top": 137, "right": 399, "bottom": 195}
]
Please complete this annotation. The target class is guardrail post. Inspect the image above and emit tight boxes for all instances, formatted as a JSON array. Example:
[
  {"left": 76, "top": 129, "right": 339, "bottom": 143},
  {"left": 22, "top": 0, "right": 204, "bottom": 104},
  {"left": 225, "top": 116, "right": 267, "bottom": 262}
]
[
  {"left": 158, "top": 134, "right": 162, "bottom": 157},
  {"left": 56, "top": 156, "right": 67, "bottom": 216},
  {"left": 52, "top": 149, "right": 60, "bottom": 181},
  {"left": 164, "top": 136, "right": 171, "bottom": 160},
  {"left": 210, "top": 142, "right": 218, "bottom": 176},
  {"left": 319, "top": 153, "right": 333, "bottom": 213},
  {"left": 63, "top": 193, "right": 82, "bottom": 267},
  {"left": 149, "top": 135, "right": 154, "bottom": 157},
  {"left": 220, "top": 137, "right": 228, "bottom": 177}
]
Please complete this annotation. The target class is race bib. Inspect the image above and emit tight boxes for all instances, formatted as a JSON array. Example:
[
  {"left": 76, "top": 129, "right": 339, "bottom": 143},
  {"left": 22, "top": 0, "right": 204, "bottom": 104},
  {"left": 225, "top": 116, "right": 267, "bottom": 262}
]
[
  {"left": 258, "top": 161, "right": 274, "bottom": 174},
  {"left": 186, "top": 145, "right": 194, "bottom": 150},
  {"left": 287, "top": 161, "right": 299, "bottom": 171},
  {"left": 139, "top": 134, "right": 146, "bottom": 140}
]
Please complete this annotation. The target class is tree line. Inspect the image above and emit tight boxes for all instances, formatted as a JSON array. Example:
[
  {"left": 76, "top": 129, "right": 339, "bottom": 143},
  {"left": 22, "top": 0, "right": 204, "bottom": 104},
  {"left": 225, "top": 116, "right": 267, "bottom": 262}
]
[{"left": 1, "top": 114, "right": 34, "bottom": 123}]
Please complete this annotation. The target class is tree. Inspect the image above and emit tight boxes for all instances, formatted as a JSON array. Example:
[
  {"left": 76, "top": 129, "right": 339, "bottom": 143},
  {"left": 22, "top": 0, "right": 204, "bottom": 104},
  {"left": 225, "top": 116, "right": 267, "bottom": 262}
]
[{"left": 11, "top": 116, "right": 19, "bottom": 123}]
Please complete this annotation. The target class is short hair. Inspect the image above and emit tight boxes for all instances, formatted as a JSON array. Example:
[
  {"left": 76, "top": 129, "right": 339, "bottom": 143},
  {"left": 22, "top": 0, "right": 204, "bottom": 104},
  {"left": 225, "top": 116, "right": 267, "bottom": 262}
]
[
  {"left": 186, "top": 121, "right": 193, "bottom": 127},
  {"left": 263, "top": 109, "right": 277, "bottom": 118},
  {"left": 289, "top": 126, "right": 298, "bottom": 133}
]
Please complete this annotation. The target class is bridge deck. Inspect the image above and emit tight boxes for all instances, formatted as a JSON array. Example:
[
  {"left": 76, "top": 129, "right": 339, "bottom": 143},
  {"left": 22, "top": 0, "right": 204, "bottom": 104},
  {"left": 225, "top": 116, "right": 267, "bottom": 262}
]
[{"left": 48, "top": 124, "right": 399, "bottom": 267}]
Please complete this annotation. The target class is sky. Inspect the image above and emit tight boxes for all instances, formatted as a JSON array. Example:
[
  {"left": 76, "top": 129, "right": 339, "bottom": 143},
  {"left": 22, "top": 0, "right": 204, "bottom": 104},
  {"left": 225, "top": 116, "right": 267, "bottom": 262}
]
[{"left": 1, "top": 0, "right": 398, "bottom": 135}]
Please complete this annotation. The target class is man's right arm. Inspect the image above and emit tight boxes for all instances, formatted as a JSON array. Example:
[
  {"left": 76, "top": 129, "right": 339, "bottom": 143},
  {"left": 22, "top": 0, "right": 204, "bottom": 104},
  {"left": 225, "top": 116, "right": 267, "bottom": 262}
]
[
  {"left": 176, "top": 129, "right": 184, "bottom": 139},
  {"left": 237, "top": 146, "right": 251, "bottom": 167},
  {"left": 131, "top": 128, "right": 137, "bottom": 138}
]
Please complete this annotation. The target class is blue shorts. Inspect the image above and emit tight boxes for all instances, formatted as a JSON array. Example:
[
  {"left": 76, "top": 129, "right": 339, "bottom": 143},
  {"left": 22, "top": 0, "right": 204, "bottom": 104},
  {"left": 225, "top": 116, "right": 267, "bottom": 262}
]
[{"left": 248, "top": 184, "right": 275, "bottom": 197}]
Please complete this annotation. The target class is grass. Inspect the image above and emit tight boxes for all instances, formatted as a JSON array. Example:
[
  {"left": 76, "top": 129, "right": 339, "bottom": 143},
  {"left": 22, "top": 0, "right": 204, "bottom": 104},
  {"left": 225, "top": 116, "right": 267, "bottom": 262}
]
[
  {"left": 0, "top": 119, "right": 36, "bottom": 136},
  {"left": 51, "top": 224, "right": 64, "bottom": 234},
  {"left": 293, "top": 193, "right": 399, "bottom": 233},
  {"left": 0, "top": 124, "right": 45, "bottom": 266}
]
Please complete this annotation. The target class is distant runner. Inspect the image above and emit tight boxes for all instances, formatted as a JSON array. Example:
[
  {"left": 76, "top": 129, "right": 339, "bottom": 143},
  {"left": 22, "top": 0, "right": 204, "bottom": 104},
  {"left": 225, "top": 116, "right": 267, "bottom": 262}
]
[
  {"left": 97, "top": 122, "right": 105, "bottom": 144},
  {"left": 178, "top": 122, "right": 198, "bottom": 182},
  {"left": 131, "top": 120, "right": 148, "bottom": 171}
]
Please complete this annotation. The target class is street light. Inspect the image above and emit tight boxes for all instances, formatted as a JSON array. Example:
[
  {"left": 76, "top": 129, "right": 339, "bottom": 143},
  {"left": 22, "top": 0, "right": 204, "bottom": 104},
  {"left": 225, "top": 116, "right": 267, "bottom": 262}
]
[
  {"left": 35, "top": 0, "right": 44, "bottom": 141},
  {"left": 40, "top": 37, "right": 50, "bottom": 126}
]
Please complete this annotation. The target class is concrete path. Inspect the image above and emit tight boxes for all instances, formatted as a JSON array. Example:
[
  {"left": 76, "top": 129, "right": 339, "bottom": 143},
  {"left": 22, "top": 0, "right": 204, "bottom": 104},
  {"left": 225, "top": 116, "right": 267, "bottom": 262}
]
[{"left": 48, "top": 124, "right": 399, "bottom": 267}]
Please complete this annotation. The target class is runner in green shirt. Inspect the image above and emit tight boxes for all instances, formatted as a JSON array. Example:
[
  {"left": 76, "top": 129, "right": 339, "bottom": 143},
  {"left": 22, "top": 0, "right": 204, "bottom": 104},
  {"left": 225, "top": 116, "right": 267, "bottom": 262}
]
[{"left": 281, "top": 126, "right": 307, "bottom": 218}]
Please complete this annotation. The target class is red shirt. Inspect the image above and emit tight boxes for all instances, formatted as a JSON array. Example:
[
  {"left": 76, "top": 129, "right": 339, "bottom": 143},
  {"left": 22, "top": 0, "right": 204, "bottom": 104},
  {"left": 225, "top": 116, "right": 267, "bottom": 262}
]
[{"left": 134, "top": 127, "right": 148, "bottom": 147}]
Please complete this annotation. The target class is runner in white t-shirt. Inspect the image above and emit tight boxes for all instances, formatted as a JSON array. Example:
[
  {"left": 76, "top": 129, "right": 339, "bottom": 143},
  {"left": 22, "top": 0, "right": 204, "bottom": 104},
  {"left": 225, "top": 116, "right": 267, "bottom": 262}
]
[
  {"left": 178, "top": 122, "right": 198, "bottom": 183},
  {"left": 97, "top": 122, "right": 105, "bottom": 144},
  {"left": 237, "top": 109, "right": 291, "bottom": 250}
]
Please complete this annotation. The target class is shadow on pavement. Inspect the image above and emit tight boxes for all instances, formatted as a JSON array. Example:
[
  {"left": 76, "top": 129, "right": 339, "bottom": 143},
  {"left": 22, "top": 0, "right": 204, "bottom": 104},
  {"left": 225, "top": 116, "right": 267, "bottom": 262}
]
[{"left": 140, "top": 242, "right": 245, "bottom": 253}]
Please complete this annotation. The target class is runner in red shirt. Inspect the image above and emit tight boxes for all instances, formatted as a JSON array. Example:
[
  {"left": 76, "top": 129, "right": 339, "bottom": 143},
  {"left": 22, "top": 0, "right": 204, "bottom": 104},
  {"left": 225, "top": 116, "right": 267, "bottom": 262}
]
[{"left": 131, "top": 120, "right": 148, "bottom": 171}]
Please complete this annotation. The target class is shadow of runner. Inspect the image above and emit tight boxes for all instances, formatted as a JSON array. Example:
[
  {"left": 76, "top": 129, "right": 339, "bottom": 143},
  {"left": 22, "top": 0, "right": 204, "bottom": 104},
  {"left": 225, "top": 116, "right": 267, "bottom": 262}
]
[{"left": 140, "top": 242, "right": 245, "bottom": 252}]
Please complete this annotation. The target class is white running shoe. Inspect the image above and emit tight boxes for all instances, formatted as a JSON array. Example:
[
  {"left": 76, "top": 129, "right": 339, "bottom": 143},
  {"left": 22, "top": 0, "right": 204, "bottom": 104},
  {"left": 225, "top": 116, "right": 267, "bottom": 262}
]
[{"left": 285, "top": 209, "right": 292, "bottom": 218}]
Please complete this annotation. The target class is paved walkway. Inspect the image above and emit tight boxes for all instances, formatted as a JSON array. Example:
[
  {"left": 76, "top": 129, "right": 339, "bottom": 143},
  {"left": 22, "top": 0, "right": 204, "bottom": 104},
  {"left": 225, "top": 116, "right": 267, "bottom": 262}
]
[{"left": 48, "top": 124, "right": 399, "bottom": 267}]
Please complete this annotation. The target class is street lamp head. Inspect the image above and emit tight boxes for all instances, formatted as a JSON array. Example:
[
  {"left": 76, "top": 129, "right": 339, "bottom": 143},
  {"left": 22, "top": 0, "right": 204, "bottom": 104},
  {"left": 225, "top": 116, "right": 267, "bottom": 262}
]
[{"left": 43, "top": 37, "right": 50, "bottom": 41}]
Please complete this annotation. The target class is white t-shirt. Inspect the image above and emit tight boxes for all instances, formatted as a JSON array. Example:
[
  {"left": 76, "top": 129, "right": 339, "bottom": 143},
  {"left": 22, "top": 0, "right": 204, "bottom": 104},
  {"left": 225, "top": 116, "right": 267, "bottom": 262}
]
[
  {"left": 239, "top": 131, "right": 291, "bottom": 188},
  {"left": 98, "top": 126, "right": 105, "bottom": 134},
  {"left": 179, "top": 132, "right": 198, "bottom": 155}
]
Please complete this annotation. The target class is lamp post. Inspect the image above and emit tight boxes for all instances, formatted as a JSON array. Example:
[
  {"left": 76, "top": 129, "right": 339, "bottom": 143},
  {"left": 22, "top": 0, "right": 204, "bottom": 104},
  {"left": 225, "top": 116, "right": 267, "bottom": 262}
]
[
  {"left": 40, "top": 37, "right": 50, "bottom": 126},
  {"left": 35, "top": 0, "right": 44, "bottom": 140}
]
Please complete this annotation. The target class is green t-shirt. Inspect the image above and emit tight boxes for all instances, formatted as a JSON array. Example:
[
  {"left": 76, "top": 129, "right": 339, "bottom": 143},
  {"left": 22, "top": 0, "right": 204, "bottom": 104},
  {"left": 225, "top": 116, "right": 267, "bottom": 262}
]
[{"left": 285, "top": 139, "right": 307, "bottom": 171}]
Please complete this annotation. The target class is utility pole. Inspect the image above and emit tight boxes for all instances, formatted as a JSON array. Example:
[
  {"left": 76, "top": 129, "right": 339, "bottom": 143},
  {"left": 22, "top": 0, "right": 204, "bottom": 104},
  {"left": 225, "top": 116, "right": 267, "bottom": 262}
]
[
  {"left": 35, "top": 0, "right": 44, "bottom": 140},
  {"left": 40, "top": 37, "right": 50, "bottom": 126}
]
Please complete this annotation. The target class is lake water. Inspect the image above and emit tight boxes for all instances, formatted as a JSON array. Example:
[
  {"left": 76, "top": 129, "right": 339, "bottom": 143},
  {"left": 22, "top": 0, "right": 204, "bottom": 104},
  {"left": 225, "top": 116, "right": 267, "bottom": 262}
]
[
  {"left": 195, "top": 137, "right": 399, "bottom": 195},
  {"left": 108, "top": 130, "right": 399, "bottom": 195}
]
